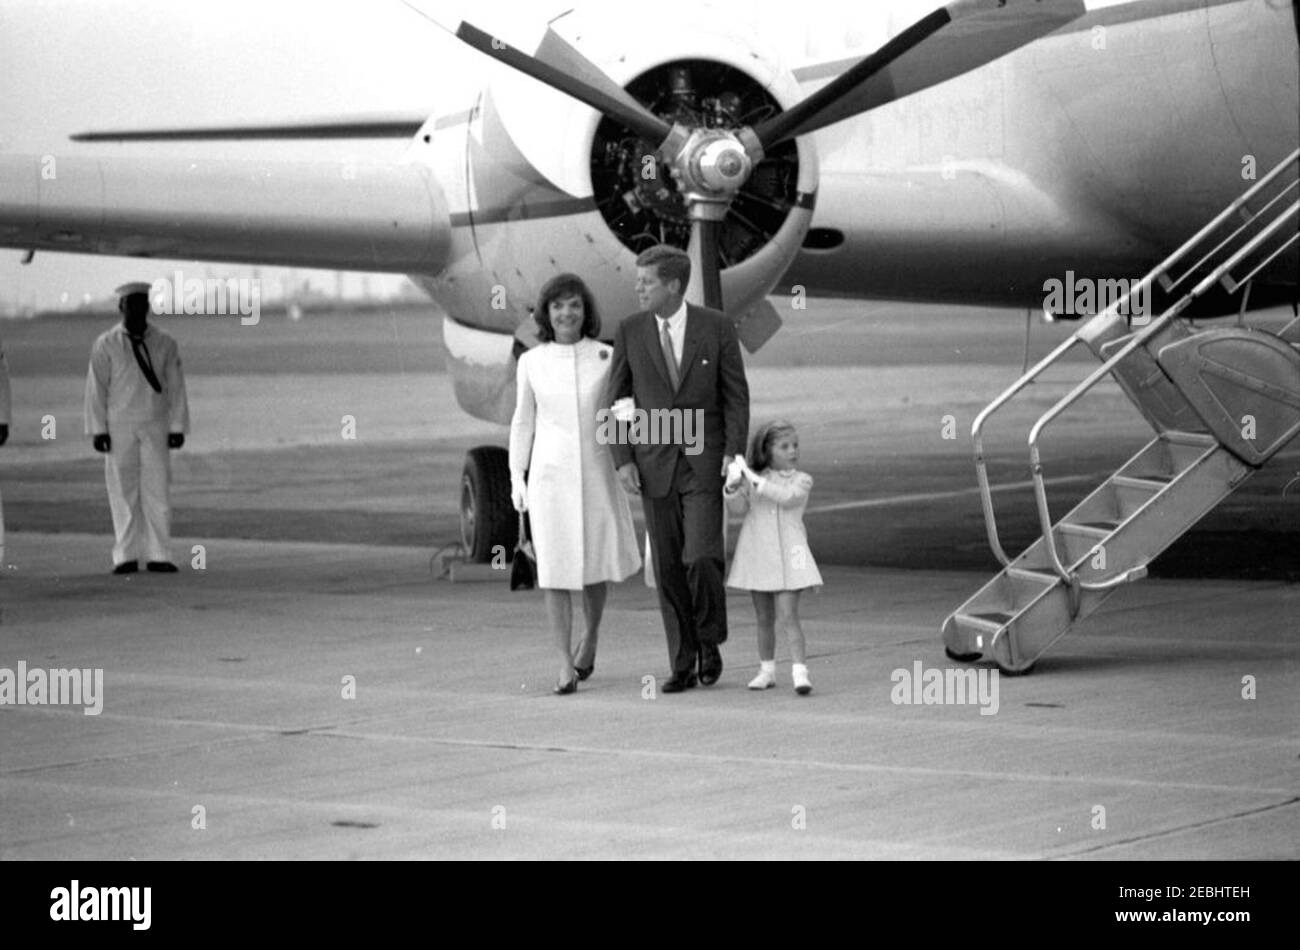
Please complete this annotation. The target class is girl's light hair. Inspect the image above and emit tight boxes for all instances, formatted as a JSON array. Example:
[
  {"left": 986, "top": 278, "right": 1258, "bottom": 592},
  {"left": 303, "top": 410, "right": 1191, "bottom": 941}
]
[{"left": 747, "top": 419, "right": 798, "bottom": 472}]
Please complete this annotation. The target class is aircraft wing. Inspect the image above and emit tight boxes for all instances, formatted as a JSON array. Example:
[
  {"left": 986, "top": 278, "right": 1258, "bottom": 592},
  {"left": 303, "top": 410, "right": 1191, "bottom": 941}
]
[
  {"left": 66, "top": 113, "right": 428, "bottom": 143},
  {"left": 0, "top": 154, "right": 449, "bottom": 273}
]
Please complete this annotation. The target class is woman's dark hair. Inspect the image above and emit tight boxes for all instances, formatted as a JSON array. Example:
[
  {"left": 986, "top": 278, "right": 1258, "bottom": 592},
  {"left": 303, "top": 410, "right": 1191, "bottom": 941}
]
[
  {"left": 533, "top": 273, "right": 602, "bottom": 342},
  {"left": 747, "top": 419, "right": 798, "bottom": 472}
]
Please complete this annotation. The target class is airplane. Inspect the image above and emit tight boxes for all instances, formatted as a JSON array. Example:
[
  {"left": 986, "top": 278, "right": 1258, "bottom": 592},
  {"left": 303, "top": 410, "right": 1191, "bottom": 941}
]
[{"left": 0, "top": 0, "right": 1296, "bottom": 570}]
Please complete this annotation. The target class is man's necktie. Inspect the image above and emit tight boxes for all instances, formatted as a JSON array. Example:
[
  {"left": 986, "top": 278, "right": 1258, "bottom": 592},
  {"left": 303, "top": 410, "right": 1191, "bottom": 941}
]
[
  {"left": 129, "top": 335, "right": 163, "bottom": 394},
  {"left": 660, "top": 319, "right": 680, "bottom": 390}
]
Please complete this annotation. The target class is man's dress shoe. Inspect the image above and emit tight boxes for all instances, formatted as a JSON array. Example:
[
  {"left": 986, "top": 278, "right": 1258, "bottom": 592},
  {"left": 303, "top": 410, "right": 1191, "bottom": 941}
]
[
  {"left": 112, "top": 560, "right": 139, "bottom": 575},
  {"left": 698, "top": 643, "right": 723, "bottom": 686},
  {"left": 661, "top": 671, "right": 697, "bottom": 693},
  {"left": 146, "top": 561, "right": 179, "bottom": 573}
]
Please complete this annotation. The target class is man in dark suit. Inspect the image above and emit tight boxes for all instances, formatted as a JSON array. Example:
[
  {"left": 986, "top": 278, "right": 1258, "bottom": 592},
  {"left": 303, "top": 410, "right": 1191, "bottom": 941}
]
[{"left": 607, "top": 245, "right": 750, "bottom": 692}]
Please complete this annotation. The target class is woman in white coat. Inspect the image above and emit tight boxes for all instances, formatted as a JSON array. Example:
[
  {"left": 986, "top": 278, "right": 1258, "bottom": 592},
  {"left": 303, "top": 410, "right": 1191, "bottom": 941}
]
[{"left": 509, "top": 274, "right": 641, "bottom": 694}]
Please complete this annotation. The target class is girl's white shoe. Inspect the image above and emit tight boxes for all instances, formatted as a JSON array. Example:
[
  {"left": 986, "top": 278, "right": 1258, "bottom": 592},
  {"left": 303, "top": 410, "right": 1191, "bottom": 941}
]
[
  {"left": 792, "top": 664, "right": 812, "bottom": 695},
  {"left": 747, "top": 669, "right": 776, "bottom": 690}
]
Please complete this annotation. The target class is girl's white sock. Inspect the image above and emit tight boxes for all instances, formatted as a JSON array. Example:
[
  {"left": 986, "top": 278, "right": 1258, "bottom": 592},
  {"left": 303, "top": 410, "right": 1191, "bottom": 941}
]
[
  {"left": 792, "top": 663, "right": 812, "bottom": 695},
  {"left": 749, "top": 660, "right": 777, "bottom": 690}
]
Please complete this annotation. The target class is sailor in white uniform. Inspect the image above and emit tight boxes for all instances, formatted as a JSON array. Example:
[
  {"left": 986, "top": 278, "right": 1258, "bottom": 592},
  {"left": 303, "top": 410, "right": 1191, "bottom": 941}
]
[
  {"left": 84, "top": 282, "right": 190, "bottom": 574},
  {"left": 0, "top": 333, "right": 10, "bottom": 568}
]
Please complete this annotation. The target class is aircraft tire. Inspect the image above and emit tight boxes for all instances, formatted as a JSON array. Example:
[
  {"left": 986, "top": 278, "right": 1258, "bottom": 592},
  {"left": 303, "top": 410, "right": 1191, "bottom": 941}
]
[
  {"left": 460, "top": 446, "right": 516, "bottom": 562},
  {"left": 944, "top": 647, "right": 982, "bottom": 663}
]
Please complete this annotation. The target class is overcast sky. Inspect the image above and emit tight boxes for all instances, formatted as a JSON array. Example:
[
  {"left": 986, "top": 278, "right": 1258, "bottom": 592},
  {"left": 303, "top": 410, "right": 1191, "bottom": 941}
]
[{"left": 0, "top": 0, "right": 958, "bottom": 312}]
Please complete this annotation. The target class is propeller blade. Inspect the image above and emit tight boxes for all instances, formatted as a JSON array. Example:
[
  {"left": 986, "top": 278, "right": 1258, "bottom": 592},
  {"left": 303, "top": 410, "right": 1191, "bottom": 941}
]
[
  {"left": 753, "top": 0, "right": 1085, "bottom": 149},
  {"left": 69, "top": 114, "right": 427, "bottom": 142},
  {"left": 752, "top": 6, "right": 949, "bottom": 149},
  {"left": 455, "top": 21, "right": 672, "bottom": 147},
  {"left": 534, "top": 28, "right": 657, "bottom": 127},
  {"left": 686, "top": 216, "right": 724, "bottom": 311},
  {"left": 734, "top": 299, "right": 783, "bottom": 354}
]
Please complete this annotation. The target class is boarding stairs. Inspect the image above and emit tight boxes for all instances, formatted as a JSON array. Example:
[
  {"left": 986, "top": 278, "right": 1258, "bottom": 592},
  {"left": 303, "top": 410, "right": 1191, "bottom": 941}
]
[{"left": 943, "top": 147, "right": 1300, "bottom": 673}]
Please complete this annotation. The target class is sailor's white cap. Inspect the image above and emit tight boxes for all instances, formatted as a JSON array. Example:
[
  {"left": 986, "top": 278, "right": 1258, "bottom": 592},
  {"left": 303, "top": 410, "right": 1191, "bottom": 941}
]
[{"left": 115, "top": 281, "right": 153, "bottom": 299}]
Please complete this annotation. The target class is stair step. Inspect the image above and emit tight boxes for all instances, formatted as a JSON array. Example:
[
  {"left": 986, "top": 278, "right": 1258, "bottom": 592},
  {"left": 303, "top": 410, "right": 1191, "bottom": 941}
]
[
  {"left": 1006, "top": 568, "right": 1059, "bottom": 586},
  {"left": 1059, "top": 521, "right": 1110, "bottom": 539},
  {"left": 961, "top": 612, "right": 1010, "bottom": 632},
  {"left": 1112, "top": 474, "right": 1169, "bottom": 491},
  {"left": 1161, "top": 430, "right": 1219, "bottom": 448},
  {"left": 1119, "top": 432, "right": 1216, "bottom": 483},
  {"left": 1077, "top": 519, "right": 1120, "bottom": 531}
]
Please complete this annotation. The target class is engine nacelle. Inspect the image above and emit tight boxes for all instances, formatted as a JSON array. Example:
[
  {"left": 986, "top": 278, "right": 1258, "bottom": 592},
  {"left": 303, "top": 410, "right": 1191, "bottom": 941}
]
[{"left": 407, "top": 11, "right": 818, "bottom": 424}]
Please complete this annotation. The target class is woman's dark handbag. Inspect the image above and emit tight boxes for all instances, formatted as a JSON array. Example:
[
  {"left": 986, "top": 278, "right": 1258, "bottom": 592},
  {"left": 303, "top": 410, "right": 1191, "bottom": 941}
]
[{"left": 510, "top": 512, "right": 536, "bottom": 591}]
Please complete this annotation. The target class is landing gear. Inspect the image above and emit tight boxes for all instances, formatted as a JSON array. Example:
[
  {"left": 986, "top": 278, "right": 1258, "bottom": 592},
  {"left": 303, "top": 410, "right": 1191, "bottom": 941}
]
[{"left": 460, "top": 446, "right": 516, "bottom": 562}]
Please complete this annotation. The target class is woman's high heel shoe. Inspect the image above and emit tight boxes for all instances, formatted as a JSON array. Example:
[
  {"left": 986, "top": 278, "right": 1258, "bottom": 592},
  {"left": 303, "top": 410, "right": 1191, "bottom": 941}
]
[
  {"left": 572, "top": 639, "right": 594, "bottom": 681},
  {"left": 554, "top": 675, "right": 578, "bottom": 695}
]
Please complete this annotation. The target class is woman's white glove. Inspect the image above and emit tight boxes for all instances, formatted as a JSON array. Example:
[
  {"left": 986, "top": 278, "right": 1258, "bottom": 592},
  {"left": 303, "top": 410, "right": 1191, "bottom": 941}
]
[{"left": 511, "top": 482, "right": 528, "bottom": 513}]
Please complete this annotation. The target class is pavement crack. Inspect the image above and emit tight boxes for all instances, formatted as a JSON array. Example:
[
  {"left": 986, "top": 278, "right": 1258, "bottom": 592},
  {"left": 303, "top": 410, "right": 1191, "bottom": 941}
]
[{"left": 1053, "top": 796, "right": 1300, "bottom": 858}]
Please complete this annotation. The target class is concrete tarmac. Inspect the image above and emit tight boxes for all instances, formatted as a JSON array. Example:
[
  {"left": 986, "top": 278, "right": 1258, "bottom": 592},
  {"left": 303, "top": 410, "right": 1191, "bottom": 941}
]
[{"left": 2, "top": 530, "right": 1295, "bottom": 860}]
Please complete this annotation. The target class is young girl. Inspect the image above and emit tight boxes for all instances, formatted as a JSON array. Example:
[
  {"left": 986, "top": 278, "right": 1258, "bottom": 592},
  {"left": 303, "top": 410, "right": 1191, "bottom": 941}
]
[{"left": 724, "top": 420, "right": 822, "bottom": 694}]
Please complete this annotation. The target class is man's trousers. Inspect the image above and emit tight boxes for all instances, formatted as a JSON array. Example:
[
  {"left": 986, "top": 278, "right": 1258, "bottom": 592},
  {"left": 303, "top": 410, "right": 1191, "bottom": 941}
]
[
  {"left": 105, "top": 421, "right": 172, "bottom": 565},
  {"left": 641, "top": 456, "right": 728, "bottom": 675}
]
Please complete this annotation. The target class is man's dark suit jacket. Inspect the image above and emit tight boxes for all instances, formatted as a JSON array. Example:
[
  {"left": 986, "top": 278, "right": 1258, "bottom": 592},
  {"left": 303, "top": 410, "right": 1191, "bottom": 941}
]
[{"left": 606, "top": 304, "right": 749, "bottom": 498}]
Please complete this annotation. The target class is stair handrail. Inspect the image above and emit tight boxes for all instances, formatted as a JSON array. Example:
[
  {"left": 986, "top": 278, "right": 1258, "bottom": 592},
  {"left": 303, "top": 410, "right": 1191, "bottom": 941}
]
[
  {"left": 1026, "top": 304, "right": 1184, "bottom": 586},
  {"left": 1194, "top": 200, "right": 1299, "bottom": 297},
  {"left": 971, "top": 332, "right": 1091, "bottom": 566},
  {"left": 971, "top": 146, "right": 1299, "bottom": 572},
  {"left": 1160, "top": 148, "right": 1300, "bottom": 297}
]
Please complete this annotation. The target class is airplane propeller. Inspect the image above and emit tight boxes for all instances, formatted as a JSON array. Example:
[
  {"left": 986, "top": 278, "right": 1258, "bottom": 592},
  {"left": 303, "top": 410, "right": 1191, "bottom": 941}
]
[{"left": 454, "top": 0, "right": 1086, "bottom": 310}]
